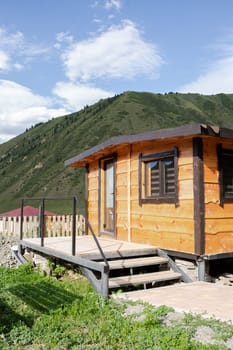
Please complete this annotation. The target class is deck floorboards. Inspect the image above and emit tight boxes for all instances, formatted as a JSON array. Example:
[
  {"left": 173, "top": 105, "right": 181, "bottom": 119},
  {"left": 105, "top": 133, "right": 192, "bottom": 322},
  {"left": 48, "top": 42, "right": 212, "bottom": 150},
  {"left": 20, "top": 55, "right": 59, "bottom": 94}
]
[{"left": 19, "top": 236, "right": 157, "bottom": 260}]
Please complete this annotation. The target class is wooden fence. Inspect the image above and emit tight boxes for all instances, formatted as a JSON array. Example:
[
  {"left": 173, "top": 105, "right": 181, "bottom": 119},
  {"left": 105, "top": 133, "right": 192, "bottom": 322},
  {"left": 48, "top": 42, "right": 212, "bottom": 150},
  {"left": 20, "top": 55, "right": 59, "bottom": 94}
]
[{"left": 0, "top": 215, "right": 86, "bottom": 239}]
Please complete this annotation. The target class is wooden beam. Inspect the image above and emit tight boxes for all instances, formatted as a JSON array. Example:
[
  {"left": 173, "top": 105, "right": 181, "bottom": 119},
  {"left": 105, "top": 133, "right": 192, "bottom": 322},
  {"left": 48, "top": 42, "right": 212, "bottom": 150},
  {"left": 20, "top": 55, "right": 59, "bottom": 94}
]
[
  {"left": 18, "top": 239, "right": 107, "bottom": 272},
  {"left": 127, "top": 145, "right": 131, "bottom": 241},
  {"left": 85, "top": 164, "right": 89, "bottom": 235},
  {"left": 193, "top": 137, "right": 205, "bottom": 255}
]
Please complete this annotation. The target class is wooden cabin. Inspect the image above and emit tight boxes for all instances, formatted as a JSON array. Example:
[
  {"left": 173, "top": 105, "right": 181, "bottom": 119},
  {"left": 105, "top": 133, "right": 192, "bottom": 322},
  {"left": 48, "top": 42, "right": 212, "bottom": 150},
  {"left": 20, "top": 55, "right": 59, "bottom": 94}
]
[{"left": 65, "top": 124, "right": 233, "bottom": 279}]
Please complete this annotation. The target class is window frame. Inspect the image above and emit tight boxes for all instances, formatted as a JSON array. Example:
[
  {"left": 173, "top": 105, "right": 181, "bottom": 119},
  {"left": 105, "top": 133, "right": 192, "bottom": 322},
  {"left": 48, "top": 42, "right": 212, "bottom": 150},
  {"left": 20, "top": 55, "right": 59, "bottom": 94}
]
[
  {"left": 218, "top": 145, "right": 233, "bottom": 206},
  {"left": 139, "top": 147, "right": 179, "bottom": 206}
]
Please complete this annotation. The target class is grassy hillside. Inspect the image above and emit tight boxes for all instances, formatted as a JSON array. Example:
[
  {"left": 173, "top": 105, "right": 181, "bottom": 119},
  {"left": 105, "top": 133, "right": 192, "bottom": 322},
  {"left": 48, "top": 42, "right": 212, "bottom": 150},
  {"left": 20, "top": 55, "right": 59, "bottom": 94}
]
[{"left": 0, "top": 91, "right": 233, "bottom": 213}]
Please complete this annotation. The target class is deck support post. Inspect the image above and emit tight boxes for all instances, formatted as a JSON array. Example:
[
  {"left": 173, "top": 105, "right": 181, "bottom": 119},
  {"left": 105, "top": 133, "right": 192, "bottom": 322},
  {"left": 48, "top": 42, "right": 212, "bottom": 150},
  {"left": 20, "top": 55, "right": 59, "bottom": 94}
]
[
  {"left": 198, "top": 257, "right": 211, "bottom": 282},
  {"left": 39, "top": 199, "right": 45, "bottom": 247},
  {"left": 72, "top": 196, "right": 76, "bottom": 256},
  {"left": 101, "top": 269, "right": 109, "bottom": 298},
  {"left": 197, "top": 257, "right": 206, "bottom": 281},
  {"left": 80, "top": 265, "right": 109, "bottom": 298},
  {"left": 18, "top": 242, "right": 23, "bottom": 256},
  {"left": 20, "top": 199, "right": 24, "bottom": 241}
]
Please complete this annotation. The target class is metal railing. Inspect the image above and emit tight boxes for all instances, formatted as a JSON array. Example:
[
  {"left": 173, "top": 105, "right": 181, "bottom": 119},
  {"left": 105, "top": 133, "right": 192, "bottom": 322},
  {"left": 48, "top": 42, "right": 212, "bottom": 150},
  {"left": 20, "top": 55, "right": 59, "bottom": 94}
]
[{"left": 19, "top": 196, "right": 109, "bottom": 268}]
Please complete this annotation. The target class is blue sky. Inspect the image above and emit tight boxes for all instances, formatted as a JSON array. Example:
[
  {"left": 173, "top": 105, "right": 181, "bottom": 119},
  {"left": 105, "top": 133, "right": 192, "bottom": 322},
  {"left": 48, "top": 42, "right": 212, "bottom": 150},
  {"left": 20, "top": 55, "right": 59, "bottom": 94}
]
[{"left": 0, "top": 0, "right": 233, "bottom": 143}]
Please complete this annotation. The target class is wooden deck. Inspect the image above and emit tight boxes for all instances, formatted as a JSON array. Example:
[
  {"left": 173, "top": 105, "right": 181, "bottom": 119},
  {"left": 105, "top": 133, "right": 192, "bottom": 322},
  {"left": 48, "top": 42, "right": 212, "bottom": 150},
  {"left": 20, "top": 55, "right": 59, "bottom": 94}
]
[
  {"left": 19, "top": 235, "right": 157, "bottom": 260},
  {"left": 18, "top": 236, "right": 188, "bottom": 297}
]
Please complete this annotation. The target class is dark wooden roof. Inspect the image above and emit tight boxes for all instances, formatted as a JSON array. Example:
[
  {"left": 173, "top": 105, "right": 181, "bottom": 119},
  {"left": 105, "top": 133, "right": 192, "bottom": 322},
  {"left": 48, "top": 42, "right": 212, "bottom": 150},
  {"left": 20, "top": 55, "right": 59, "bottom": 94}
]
[{"left": 65, "top": 124, "right": 233, "bottom": 167}]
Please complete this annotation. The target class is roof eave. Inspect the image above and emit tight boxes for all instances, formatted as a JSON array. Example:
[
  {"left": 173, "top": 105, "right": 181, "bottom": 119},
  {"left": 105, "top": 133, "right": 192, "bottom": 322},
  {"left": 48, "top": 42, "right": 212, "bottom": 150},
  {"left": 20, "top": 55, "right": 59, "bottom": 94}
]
[{"left": 64, "top": 123, "right": 228, "bottom": 167}]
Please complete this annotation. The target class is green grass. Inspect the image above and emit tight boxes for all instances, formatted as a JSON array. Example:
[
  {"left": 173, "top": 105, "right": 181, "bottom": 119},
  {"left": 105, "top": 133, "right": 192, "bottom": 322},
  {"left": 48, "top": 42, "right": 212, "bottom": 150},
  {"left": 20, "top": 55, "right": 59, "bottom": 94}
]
[{"left": 0, "top": 264, "right": 233, "bottom": 349}]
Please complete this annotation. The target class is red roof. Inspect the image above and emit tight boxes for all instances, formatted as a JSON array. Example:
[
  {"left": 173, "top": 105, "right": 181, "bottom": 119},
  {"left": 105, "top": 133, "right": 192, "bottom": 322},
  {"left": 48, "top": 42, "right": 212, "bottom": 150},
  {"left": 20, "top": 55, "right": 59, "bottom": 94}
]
[{"left": 0, "top": 206, "right": 56, "bottom": 217}]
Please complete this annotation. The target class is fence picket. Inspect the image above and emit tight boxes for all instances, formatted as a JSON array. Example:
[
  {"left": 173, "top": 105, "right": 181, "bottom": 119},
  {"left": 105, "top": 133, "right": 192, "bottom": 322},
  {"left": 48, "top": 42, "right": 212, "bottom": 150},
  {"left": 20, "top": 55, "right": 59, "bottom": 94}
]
[{"left": 0, "top": 214, "right": 86, "bottom": 239}]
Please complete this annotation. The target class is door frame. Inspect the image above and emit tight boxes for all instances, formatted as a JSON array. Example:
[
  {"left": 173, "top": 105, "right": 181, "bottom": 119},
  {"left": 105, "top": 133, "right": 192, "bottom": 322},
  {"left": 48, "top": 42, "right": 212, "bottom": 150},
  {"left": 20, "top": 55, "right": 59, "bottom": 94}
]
[{"left": 98, "top": 154, "right": 117, "bottom": 237}]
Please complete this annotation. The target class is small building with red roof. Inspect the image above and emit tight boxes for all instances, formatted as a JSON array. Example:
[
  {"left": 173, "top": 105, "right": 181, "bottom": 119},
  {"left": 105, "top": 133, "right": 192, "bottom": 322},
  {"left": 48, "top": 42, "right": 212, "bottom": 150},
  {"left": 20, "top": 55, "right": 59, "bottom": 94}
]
[{"left": 0, "top": 206, "right": 56, "bottom": 218}]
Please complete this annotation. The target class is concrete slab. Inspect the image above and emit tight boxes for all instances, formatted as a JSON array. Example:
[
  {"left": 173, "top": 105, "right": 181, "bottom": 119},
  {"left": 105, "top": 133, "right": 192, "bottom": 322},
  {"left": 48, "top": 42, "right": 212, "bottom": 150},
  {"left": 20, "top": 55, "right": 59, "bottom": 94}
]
[{"left": 114, "top": 282, "right": 233, "bottom": 322}]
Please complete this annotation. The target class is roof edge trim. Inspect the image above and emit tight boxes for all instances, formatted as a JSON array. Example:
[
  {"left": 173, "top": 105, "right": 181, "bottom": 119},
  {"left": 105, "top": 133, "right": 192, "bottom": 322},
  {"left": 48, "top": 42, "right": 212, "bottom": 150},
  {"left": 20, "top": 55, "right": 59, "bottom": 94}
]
[{"left": 65, "top": 123, "right": 231, "bottom": 167}]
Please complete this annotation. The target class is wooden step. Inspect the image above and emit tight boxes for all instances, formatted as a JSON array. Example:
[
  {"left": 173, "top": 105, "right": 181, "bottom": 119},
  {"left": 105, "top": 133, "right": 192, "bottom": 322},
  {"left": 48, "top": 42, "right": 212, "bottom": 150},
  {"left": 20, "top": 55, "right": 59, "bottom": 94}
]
[
  {"left": 109, "top": 270, "right": 181, "bottom": 289},
  {"left": 101, "top": 256, "right": 168, "bottom": 270}
]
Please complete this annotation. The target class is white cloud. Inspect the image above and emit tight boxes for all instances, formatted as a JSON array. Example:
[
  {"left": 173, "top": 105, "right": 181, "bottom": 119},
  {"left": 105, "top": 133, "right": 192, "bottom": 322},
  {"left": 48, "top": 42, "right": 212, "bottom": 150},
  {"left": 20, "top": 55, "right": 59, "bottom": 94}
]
[
  {"left": 104, "top": 0, "right": 121, "bottom": 10},
  {"left": 0, "top": 28, "right": 25, "bottom": 71},
  {"left": 0, "top": 28, "right": 24, "bottom": 48},
  {"left": 54, "top": 32, "right": 74, "bottom": 49},
  {"left": 179, "top": 39, "right": 233, "bottom": 94},
  {"left": 0, "top": 28, "right": 24, "bottom": 72},
  {"left": 0, "top": 27, "right": 50, "bottom": 72},
  {"left": 61, "top": 20, "right": 163, "bottom": 82},
  {"left": 53, "top": 81, "right": 114, "bottom": 111},
  {"left": 0, "top": 80, "right": 67, "bottom": 143},
  {"left": 0, "top": 51, "right": 10, "bottom": 71},
  {"left": 91, "top": 0, "right": 99, "bottom": 8}
]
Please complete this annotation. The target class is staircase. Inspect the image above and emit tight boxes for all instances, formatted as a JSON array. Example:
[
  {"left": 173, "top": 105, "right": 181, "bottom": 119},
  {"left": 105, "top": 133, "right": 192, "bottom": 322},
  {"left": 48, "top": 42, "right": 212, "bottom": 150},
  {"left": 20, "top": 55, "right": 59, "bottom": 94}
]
[
  {"left": 81, "top": 248, "right": 192, "bottom": 296},
  {"left": 18, "top": 230, "right": 192, "bottom": 297},
  {"left": 108, "top": 257, "right": 181, "bottom": 290},
  {"left": 17, "top": 196, "right": 192, "bottom": 298}
]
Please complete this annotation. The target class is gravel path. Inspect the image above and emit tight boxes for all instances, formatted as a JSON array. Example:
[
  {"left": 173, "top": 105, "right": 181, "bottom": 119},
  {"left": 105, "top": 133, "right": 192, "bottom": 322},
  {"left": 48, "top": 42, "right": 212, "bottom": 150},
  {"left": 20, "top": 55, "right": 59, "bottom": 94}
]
[{"left": 0, "top": 236, "right": 18, "bottom": 267}]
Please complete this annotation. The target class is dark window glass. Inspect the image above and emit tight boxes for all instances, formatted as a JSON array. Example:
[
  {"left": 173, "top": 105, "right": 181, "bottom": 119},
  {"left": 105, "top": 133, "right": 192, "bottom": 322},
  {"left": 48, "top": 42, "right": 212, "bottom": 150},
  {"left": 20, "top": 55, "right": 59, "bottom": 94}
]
[
  {"left": 164, "top": 158, "right": 175, "bottom": 195},
  {"left": 144, "top": 155, "right": 175, "bottom": 200},
  {"left": 222, "top": 153, "right": 233, "bottom": 198}
]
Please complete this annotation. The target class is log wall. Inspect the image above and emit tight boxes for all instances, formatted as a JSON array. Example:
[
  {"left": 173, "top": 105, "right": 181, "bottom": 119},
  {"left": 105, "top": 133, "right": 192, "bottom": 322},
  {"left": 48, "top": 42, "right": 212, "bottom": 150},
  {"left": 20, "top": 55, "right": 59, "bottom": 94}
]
[
  {"left": 86, "top": 136, "right": 233, "bottom": 256},
  {"left": 129, "top": 138, "right": 194, "bottom": 253},
  {"left": 204, "top": 137, "right": 233, "bottom": 254},
  {"left": 87, "top": 138, "right": 195, "bottom": 253},
  {"left": 87, "top": 160, "right": 99, "bottom": 235}
]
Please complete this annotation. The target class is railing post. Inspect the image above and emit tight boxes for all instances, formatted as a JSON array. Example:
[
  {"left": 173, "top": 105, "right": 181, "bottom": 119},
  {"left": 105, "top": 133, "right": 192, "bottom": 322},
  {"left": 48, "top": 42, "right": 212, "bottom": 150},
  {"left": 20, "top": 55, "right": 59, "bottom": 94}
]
[
  {"left": 72, "top": 196, "right": 76, "bottom": 256},
  {"left": 20, "top": 199, "right": 24, "bottom": 240},
  {"left": 39, "top": 199, "right": 45, "bottom": 247}
]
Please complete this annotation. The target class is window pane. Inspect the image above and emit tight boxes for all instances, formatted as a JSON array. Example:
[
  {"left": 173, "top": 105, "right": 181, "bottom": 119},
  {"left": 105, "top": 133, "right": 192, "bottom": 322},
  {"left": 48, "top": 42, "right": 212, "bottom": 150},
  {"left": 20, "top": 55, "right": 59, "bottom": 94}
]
[
  {"left": 102, "top": 159, "right": 115, "bottom": 233},
  {"left": 145, "top": 157, "right": 175, "bottom": 197},
  {"left": 105, "top": 161, "right": 114, "bottom": 208},
  {"left": 145, "top": 160, "right": 159, "bottom": 197},
  {"left": 149, "top": 160, "right": 158, "bottom": 169},
  {"left": 151, "top": 161, "right": 160, "bottom": 196},
  {"left": 141, "top": 150, "right": 177, "bottom": 202},
  {"left": 164, "top": 157, "right": 175, "bottom": 195},
  {"left": 222, "top": 155, "right": 233, "bottom": 197}
]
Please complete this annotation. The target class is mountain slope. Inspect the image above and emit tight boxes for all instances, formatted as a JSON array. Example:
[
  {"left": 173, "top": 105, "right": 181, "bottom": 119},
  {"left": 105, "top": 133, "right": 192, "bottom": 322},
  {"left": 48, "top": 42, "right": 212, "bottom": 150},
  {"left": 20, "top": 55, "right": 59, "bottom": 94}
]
[{"left": 0, "top": 91, "right": 233, "bottom": 213}]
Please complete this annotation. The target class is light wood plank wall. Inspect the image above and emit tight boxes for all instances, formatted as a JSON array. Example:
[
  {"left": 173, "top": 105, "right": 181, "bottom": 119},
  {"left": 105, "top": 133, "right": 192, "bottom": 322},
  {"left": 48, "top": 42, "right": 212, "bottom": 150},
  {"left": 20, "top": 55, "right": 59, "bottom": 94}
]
[
  {"left": 87, "top": 138, "right": 195, "bottom": 253},
  {"left": 87, "top": 160, "right": 99, "bottom": 234},
  {"left": 128, "top": 138, "right": 194, "bottom": 253},
  {"left": 86, "top": 136, "right": 233, "bottom": 255},
  {"left": 204, "top": 137, "right": 233, "bottom": 254}
]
